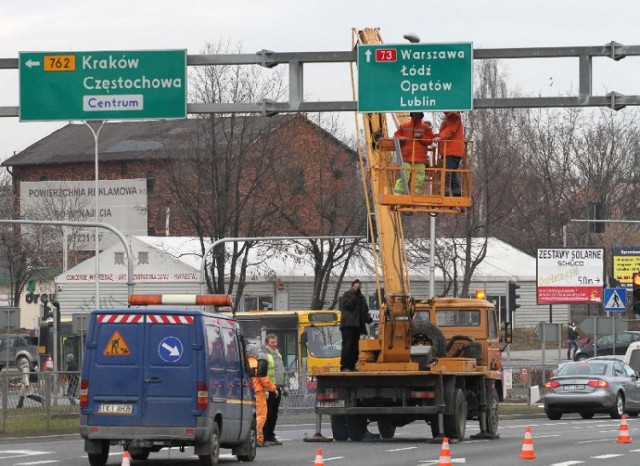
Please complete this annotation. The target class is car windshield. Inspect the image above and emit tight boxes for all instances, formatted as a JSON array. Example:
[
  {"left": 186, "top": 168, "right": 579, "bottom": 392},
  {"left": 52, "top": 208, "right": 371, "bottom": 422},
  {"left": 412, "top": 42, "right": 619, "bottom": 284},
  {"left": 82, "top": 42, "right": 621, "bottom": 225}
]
[{"left": 556, "top": 362, "right": 610, "bottom": 377}]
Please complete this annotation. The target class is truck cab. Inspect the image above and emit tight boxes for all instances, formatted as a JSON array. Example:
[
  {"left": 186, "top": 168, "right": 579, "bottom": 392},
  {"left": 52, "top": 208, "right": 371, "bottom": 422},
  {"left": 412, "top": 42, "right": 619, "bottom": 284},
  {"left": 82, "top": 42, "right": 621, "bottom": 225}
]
[{"left": 413, "top": 297, "right": 504, "bottom": 373}]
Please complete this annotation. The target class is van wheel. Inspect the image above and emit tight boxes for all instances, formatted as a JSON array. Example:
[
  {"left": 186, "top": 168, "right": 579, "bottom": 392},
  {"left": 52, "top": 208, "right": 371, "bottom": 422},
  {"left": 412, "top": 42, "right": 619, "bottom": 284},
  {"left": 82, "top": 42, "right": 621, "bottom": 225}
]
[
  {"left": 377, "top": 420, "right": 396, "bottom": 439},
  {"left": 87, "top": 441, "right": 109, "bottom": 466},
  {"left": 236, "top": 418, "right": 257, "bottom": 462},
  {"left": 199, "top": 423, "right": 220, "bottom": 466},
  {"left": 129, "top": 447, "right": 150, "bottom": 460}
]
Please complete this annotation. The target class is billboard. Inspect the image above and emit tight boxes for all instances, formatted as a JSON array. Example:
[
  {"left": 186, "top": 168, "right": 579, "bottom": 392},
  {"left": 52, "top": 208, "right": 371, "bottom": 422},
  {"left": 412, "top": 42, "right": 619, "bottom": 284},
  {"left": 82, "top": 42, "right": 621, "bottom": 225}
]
[
  {"left": 20, "top": 179, "right": 147, "bottom": 250},
  {"left": 612, "top": 247, "right": 640, "bottom": 289},
  {"left": 536, "top": 248, "right": 604, "bottom": 304}
]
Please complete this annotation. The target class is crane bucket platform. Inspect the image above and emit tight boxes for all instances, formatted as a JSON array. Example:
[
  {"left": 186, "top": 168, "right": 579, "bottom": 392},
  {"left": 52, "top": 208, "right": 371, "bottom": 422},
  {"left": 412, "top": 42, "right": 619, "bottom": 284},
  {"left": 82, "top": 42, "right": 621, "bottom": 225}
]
[{"left": 374, "top": 137, "right": 473, "bottom": 214}]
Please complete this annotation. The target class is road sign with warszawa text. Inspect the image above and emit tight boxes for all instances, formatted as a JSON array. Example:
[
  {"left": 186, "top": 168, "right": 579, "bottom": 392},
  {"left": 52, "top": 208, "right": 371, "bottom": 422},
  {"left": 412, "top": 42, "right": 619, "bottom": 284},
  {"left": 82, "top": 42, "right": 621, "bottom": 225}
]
[
  {"left": 537, "top": 248, "right": 604, "bottom": 304},
  {"left": 19, "top": 50, "right": 186, "bottom": 121},
  {"left": 357, "top": 43, "right": 473, "bottom": 113}
]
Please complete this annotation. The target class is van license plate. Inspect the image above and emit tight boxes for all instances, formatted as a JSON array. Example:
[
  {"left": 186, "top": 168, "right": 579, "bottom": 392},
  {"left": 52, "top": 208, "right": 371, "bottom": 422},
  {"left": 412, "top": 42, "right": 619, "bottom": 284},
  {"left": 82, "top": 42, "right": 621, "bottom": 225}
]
[
  {"left": 317, "top": 400, "right": 345, "bottom": 408},
  {"left": 97, "top": 404, "right": 133, "bottom": 414}
]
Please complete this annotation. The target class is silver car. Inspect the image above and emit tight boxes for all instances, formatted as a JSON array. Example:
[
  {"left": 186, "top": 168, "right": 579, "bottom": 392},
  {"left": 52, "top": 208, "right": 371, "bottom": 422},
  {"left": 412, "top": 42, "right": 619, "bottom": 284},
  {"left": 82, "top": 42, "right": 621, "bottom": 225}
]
[{"left": 543, "top": 357, "right": 640, "bottom": 420}]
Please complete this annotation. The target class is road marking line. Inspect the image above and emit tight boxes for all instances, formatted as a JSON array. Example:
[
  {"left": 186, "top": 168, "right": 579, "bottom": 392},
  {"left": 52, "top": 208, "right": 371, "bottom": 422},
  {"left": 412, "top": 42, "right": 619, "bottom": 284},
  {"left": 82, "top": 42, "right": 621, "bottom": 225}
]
[
  {"left": 549, "top": 461, "right": 584, "bottom": 465},
  {"left": 576, "top": 438, "right": 611, "bottom": 444},
  {"left": 592, "top": 454, "right": 624, "bottom": 459},
  {"left": 386, "top": 446, "right": 418, "bottom": 452},
  {"left": 323, "top": 456, "right": 344, "bottom": 462},
  {"left": 0, "top": 451, "right": 49, "bottom": 460},
  {"left": 15, "top": 461, "right": 59, "bottom": 465}
]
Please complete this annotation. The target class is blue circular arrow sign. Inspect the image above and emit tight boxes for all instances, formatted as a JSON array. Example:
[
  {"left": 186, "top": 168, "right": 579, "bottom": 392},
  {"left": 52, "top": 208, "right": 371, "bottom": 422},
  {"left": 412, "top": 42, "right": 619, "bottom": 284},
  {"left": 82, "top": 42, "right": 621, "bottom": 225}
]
[{"left": 158, "top": 336, "right": 184, "bottom": 363}]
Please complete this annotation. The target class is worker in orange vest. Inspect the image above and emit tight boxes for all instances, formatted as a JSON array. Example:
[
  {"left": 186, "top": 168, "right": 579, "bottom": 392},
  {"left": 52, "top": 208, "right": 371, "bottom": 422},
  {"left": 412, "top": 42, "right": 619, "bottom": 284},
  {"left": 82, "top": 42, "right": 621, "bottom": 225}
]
[
  {"left": 247, "top": 344, "right": 276, "bottom": 447},
  {"left": 394, "top": 111, "right": 433, "bottom": 195},
  {"left": 434, "top": 111, "right": 465, "bottom": 196}
]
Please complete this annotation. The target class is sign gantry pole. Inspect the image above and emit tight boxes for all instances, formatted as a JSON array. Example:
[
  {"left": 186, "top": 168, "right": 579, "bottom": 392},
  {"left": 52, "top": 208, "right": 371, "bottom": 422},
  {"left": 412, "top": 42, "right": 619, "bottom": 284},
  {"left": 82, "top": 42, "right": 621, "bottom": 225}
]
[{"left": 83, "top": 121, "right": 106, "bottom": 308}]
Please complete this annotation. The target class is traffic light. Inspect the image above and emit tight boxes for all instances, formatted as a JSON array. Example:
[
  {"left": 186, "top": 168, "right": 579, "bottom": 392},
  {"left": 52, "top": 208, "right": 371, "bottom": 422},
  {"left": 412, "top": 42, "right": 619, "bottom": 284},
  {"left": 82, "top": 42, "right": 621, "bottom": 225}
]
[
  {"left": 588, "top": 201, "right": 605, "bottom": 233},
  {"left": 508, "top": 280, "right": 521, "bottom": 313},
  {"left": 41, "top": 301, "right": 53, "bottom": 321},
  {"left": 633, "top": 272, "right": 640, "bottom": 316}
]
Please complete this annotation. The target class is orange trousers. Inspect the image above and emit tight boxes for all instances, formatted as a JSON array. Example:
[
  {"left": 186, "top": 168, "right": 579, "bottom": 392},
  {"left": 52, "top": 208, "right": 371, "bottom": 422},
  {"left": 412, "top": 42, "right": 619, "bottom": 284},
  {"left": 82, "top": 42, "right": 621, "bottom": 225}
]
[{"left": 256, "top": 391, "right": 268, "bottom": 441}]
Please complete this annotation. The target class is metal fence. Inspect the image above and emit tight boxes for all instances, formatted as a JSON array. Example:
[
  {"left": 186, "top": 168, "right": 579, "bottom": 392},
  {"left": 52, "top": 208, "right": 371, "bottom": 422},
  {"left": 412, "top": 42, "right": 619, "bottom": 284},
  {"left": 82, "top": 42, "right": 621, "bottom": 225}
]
[
  {"left": 0, "top": 369, "right": 80, "bottom": 432},
  {"left": 503, "top": 364, "right": 557, "bottom": 404},
  {"left": 0, "top": 365, "right": 557, "bottom": 430}
]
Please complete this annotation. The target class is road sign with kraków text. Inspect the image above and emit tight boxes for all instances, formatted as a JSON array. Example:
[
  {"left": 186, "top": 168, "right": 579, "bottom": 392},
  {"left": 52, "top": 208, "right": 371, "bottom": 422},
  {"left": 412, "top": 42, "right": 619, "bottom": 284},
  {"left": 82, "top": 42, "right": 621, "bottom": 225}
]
[
  {"left": 19, "top": 50, "right": 187, "bottom": 121},
  {"left": 357, "top": 43, "right": 473, "bottom": 113}
]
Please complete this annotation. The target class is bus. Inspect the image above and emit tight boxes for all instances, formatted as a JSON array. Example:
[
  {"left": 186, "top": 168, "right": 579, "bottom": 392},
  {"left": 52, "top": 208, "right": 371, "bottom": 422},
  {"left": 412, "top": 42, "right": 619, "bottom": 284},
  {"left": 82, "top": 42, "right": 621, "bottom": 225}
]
[{"left": 228, "top": 310, "right": 341, "bottom": 373}]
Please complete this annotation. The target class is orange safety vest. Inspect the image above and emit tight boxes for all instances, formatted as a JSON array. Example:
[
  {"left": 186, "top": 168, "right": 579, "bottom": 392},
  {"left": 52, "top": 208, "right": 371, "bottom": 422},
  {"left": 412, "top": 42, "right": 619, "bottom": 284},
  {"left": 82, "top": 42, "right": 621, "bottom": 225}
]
[{"left": 394, "top": 120, "right": 433, "bottom": 164}]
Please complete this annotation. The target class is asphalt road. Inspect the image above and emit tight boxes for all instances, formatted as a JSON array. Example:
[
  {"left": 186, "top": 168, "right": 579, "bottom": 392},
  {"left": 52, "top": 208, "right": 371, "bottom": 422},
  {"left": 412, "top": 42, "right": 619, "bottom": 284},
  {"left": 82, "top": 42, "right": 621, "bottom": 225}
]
[{"left": 1, "top": 414, "right": 639, "bottom": 466}]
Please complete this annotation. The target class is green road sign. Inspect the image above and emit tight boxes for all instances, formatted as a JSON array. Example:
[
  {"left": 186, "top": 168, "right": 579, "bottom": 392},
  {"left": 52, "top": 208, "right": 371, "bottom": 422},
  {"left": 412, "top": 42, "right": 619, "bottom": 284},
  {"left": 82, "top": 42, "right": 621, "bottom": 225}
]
[
  {"left": 357, "top": 43, "right": 473, "bottom": 113},
  {"left": 19, "top": 50, "right": 187, "bottom": 121}
]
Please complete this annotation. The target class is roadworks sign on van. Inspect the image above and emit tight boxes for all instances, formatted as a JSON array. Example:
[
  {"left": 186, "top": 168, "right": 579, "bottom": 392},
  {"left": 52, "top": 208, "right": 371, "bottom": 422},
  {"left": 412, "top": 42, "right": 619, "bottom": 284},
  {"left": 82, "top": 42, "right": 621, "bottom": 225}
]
[{"left": 79, "top": 295, "right": 256, "bottom": 466}]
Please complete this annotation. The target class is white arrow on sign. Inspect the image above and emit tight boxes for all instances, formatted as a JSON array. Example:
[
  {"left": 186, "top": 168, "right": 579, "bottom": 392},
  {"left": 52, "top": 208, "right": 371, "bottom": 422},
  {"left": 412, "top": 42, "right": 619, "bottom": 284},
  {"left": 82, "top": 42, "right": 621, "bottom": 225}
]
[
  {"left": 25, "top": 59, "right": 41, "bottom": 68},
  {"left": 365, "top": 49, "right": 372, "bottom": 63},
  {"left": 161, "top": 342, "right": 180, "bottom": 357}
]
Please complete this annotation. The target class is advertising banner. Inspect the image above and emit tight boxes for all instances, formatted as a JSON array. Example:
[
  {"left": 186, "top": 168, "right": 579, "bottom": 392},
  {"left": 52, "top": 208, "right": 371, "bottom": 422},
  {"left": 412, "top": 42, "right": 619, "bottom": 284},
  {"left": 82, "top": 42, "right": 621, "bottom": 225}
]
[{"left": 536, "top": 248, "right": 604, "bottom": 304}]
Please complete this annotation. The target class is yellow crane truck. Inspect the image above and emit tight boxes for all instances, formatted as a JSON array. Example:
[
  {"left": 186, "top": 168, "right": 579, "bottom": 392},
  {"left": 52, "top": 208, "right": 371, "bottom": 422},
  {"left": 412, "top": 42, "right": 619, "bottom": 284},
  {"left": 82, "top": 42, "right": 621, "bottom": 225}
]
[{"left": 309, "top": 28, "right": 510, "bottom": 443}]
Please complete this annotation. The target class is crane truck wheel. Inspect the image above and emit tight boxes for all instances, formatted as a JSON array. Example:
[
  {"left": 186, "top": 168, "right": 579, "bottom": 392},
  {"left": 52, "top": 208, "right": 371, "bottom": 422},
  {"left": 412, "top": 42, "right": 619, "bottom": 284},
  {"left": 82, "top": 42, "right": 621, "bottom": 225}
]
[
  {"left": 444, "top": 388, "right": 467, "bottom": 440},
  {"left": 346, "top": 415, "right": 368, "bottom": 441},
  {"left": 410, "top": 322, "right": 446, "bottom": 358},
  {"left": 485, "top": 385, "right": 499, "bottom": 436},
  {"left": 330, "top": 415, "right": 349, "bottom": 441}
]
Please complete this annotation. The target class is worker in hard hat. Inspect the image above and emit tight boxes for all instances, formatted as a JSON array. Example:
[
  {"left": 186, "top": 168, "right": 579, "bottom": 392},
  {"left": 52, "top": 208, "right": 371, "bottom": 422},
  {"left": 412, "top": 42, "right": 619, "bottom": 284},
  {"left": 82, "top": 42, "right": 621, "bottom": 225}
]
[
  {"left": 394, "top": 112, "right": 434, "bottom": 195},
  {"left": 247, "top": 344, "right": 276, "bottom": 447}
]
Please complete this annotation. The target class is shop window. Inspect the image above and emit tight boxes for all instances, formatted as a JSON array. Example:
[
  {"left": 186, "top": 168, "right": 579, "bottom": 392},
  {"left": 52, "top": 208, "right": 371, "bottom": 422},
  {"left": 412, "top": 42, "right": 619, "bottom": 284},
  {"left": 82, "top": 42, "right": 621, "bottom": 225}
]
[{"left": 243, "top": 296, "right": 273, "bottom": 311}]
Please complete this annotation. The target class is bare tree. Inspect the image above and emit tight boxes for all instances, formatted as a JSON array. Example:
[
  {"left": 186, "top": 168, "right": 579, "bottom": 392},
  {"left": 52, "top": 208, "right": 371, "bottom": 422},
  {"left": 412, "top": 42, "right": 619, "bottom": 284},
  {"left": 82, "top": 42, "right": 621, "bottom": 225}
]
[
  {"left": 267, "top": 112, "right": 367, "bottom": 309},
  {"left": 0, "top": 173, "right": 33, "bottom": 306}
]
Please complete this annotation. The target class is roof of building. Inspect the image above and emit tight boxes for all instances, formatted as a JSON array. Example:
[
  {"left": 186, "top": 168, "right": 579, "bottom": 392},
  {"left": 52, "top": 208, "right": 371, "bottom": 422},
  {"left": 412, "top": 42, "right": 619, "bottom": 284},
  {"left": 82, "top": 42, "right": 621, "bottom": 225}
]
[
  {"left": 2, "top": 114, "right": 338, "bottom": 167},
  {"left": 56, "top": 235, "right": 536, "bottom": 283}
]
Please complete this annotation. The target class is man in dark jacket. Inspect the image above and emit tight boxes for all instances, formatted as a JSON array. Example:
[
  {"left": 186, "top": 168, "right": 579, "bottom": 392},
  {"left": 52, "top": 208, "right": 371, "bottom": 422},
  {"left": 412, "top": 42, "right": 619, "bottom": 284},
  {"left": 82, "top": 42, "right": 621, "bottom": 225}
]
[{"left": 339, "top": 279, "right": 372, "bottom": 372}]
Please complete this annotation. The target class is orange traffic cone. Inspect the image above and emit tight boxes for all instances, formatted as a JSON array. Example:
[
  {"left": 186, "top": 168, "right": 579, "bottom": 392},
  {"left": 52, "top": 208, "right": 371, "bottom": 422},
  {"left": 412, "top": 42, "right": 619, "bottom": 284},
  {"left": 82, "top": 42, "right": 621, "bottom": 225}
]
[
  {"left": 519, "top": 426, "right": 537, "bottom": 460},
  {"left": 437, "top": 437, "right": 452, "bottom": 465},
  {"left": 617, "top": 415, "right": 632, "bottom": 444},
  {"left": 314, "top": 448, "right": 325, "bottom": 466},
  {"left": 121, "top": 450, "right": 131, "bottom": 466}
]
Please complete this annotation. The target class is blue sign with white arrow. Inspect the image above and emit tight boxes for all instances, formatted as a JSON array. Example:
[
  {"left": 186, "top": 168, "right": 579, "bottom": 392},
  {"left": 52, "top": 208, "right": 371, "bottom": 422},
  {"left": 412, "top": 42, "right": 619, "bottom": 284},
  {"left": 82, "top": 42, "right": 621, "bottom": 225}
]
[
  {"left": 158, "top": 336, "right": 184, "bottom": 363},
  {"left": 604, "top": 288, "right": 627, "bottom": 312}
]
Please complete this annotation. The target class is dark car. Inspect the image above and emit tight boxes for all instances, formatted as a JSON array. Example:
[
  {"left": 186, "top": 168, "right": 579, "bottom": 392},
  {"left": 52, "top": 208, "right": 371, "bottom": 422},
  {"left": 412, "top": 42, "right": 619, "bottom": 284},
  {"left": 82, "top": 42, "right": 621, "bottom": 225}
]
[
  {"left": 543, "top": 357, "right": 640, "bottom": 420},
  {"left": 0, "top": 334, "right": 39, "bottom": 370},
  {"left": 573, "top": 332, "right": 640, "bottom": 361}
]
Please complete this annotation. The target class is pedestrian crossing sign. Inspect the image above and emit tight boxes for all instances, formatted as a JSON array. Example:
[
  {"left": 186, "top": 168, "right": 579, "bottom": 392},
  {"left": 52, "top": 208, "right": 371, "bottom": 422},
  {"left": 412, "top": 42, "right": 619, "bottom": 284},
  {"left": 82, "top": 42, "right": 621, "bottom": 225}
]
[{"left": 604, "top": 288, "right": 627, "bottom": 312}]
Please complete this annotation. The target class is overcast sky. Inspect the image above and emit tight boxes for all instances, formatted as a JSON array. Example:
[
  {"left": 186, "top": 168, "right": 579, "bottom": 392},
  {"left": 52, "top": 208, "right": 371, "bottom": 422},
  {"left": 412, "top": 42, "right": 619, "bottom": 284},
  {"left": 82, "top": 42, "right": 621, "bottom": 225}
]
[{"left": 2, "top": 0, "right": 640, "bottom": 162}]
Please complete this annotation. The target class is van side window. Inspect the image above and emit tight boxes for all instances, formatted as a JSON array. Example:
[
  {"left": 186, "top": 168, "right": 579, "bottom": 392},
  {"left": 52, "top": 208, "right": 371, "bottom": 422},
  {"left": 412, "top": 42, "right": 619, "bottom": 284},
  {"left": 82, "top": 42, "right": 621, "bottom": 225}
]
[
  {"left": 206, "top": 324, "right": 224, "bottom": 370},
  {"left": 222, "top": 326, "right": 240, "bottom": 372}
]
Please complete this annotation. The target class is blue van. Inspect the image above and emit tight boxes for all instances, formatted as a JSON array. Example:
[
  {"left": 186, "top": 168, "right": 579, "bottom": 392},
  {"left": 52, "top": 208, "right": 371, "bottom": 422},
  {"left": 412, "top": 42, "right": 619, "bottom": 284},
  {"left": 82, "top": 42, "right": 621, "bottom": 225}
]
[{"left": 79, "top": 306, "right": 256, "bottom": 466}]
